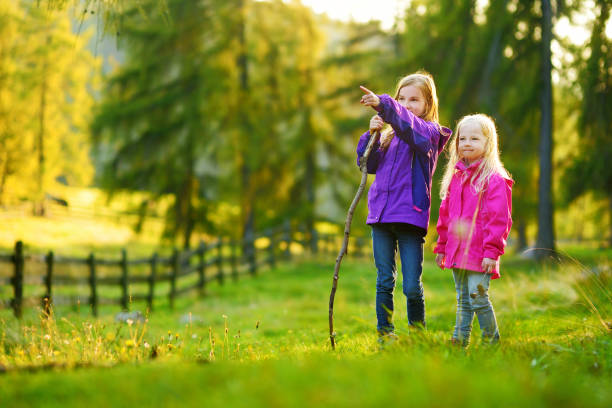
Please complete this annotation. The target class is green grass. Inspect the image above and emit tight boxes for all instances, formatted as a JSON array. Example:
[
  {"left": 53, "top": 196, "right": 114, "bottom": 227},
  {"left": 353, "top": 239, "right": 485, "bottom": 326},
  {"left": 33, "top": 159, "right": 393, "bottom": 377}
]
[{"left": 0, "top": 250, "right": 610, "bottom": 407}]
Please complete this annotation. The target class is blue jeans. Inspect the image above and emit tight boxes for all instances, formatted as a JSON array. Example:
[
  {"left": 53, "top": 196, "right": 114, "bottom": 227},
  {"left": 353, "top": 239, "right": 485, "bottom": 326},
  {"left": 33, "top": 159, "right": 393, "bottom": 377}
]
[
  {"left": 371, "top": 223, "right": 426, "bottom": 334},
  {"left": 452, "top": 269, "right": 499, "bottom": 346}
]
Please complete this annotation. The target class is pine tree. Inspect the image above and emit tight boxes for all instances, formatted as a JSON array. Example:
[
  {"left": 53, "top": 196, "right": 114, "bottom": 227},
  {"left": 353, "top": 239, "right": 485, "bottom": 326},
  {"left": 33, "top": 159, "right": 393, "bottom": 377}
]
[
  {"left": 92, "top": 0, "right": 233, "bottom": 248},
  {"left": 0, "top": 0, "right": 98, "bottom": 210},
  {"left": 563, "top": 0, "right": 612, "bottom": 246}
]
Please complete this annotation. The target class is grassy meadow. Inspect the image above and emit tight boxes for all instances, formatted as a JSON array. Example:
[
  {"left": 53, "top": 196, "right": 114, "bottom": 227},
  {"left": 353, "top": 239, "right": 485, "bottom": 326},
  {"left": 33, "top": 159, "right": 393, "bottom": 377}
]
[{"left": 0, "top": 242, "right": 610, "bottom": 407}]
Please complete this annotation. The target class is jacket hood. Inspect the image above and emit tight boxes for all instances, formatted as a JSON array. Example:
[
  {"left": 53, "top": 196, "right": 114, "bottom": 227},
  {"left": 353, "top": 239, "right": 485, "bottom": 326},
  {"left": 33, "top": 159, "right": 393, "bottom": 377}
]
[
  {"left": 455, "top": 159, "right": 483, "bottom": 172},
  {"left": 455, "top": 160, "right": 515, "bottom": 187}
]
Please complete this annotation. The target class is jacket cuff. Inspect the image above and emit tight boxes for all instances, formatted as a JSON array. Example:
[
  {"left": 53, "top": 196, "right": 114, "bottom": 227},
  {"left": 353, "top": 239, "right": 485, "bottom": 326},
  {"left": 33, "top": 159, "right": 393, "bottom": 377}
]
[
  {"left": 374, "top": 94, "right": 390, "bottom": 114},
  {"left": 483, "top": 249, "right": 500, "bottom": 260},
  {"left": 433, "top": 244, "right": 445, "bottom": 254}
]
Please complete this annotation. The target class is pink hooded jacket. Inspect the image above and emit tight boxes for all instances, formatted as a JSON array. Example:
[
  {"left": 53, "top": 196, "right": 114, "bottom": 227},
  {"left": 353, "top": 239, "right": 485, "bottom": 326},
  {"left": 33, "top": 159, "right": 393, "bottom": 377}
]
[{"left": 434, "top": 160, "right": 513, "bottom": 279}]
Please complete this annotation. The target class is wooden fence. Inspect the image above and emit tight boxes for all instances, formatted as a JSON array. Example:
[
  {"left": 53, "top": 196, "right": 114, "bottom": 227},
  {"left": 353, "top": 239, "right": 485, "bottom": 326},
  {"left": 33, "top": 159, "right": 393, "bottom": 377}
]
[{"left": 0, "top": 225, "right": 371, "bottom": 318}]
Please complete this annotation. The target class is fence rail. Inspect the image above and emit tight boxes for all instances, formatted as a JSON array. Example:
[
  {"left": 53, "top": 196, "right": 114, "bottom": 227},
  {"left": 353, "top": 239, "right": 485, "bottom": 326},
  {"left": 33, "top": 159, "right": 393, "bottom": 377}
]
[{"left": 0, "top": 224, "right": 371, "bottom": 318}]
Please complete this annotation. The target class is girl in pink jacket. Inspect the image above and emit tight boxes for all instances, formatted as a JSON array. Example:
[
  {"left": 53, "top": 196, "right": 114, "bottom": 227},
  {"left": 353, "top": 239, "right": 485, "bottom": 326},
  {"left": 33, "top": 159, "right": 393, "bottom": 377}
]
[{"left": 434, "top": 114, "right": 513, "bottom": 347}]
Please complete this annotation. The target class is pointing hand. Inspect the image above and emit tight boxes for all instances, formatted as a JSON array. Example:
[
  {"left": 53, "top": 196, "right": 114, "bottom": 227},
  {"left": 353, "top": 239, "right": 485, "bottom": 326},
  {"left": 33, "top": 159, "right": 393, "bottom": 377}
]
[{"left": 360, "top": 86, "right": 380, "bottom": 108}]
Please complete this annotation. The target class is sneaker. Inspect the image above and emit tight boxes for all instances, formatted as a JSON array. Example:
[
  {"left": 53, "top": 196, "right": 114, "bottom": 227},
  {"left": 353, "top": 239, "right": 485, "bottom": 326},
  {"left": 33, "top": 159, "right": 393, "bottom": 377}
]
[
  {"left": 450, "top": 337, "right": 469, "bottom": 348},
  {"left": 377, "top": 332, "right": 399, "bottom": 349}
]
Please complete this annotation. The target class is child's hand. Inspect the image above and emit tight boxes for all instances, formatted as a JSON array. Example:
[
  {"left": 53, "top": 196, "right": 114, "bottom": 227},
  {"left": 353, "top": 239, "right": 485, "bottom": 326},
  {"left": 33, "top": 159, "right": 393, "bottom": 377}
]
[
  {"left": 360, "top": 86, "right": 380, "bottom": 108},
  {"left": 482, "top": 257, "right": 496, "bottom": 273},
  {"left": 435, "top": 253, "right": 445, "bottom": 269},
  {"left": 369, "top": 115, "right": 384, "bottom": 133}
]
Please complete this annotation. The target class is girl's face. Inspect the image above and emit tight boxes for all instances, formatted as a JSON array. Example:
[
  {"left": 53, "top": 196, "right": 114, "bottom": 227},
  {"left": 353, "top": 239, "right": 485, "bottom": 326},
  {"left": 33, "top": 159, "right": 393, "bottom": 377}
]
[
  {"left": 458, "top": 121, "right": 487, "bottom": 164},
  {"left": 397, "top": 85, "right": 427, "bottom": 118}
]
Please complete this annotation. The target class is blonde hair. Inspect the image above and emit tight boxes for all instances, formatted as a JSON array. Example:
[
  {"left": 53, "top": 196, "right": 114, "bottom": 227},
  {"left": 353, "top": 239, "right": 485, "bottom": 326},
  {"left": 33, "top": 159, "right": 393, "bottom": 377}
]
[
  {"left": 380, "top": 71, "right": 439, "bottom": 150},
  {"left": 439, "top": 114, "right": 511, "bottom": 199}
]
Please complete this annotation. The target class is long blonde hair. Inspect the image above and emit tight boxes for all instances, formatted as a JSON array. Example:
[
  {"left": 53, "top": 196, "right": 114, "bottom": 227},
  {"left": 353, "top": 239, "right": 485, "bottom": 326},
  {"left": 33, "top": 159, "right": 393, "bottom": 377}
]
[
  {"left": 379, "top": 71, "right": 439, "bottom": 150},
  {"left": 439, "top": 114, "right": 511, "bottom": 199}
]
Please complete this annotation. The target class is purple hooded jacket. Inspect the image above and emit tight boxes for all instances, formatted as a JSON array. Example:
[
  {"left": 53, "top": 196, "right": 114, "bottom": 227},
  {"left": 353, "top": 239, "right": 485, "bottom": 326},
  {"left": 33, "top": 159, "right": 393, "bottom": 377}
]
[{"left": 356, "top": 94, "right": 452, "bottom": 232}]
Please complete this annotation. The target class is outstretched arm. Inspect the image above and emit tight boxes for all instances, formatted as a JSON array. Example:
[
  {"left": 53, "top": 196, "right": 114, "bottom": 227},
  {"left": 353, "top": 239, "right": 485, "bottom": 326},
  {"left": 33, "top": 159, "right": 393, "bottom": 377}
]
[{"left": 360, "top": 86, "right": 439, "bottom": 155}]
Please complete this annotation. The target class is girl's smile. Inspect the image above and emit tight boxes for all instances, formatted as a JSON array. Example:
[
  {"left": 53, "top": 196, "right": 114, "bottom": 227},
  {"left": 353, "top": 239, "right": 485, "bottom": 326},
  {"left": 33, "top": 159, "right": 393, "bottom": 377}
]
[{"left": 458, "top": 121, "right": 487, "bottom": 165}]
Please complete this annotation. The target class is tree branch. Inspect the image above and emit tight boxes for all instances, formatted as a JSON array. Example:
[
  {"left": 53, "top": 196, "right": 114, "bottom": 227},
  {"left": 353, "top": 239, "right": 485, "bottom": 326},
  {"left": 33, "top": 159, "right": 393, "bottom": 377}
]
[{"left": 328, "top": 130, "right": 379, "bottom": 350}]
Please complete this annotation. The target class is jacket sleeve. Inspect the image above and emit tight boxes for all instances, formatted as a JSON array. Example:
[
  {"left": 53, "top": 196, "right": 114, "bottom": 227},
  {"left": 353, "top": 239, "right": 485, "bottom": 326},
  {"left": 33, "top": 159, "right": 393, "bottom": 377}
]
[
  {"left": 434, "top": 193, "right": 450, "bottom": 254},
  {"left": 374, "top": 94, "right": 440, "bottom": 156},
  {"left": 356, "top": 130, "right": 382, "bottom": 174},
  {"left": 482, "top": 176, "right": 513, "bottom": 260}
]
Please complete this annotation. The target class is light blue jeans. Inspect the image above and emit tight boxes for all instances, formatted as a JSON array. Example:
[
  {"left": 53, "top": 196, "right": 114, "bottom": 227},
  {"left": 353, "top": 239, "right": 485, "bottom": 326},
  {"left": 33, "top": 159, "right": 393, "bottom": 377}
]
[{"left": 452, "top": 269, "right": 499, "bottom": 346}]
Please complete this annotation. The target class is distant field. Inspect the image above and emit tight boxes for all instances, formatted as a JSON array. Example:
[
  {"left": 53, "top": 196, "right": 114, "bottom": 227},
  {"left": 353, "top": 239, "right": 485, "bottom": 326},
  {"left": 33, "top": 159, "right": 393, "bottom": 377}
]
[
  {"left": 0, "top": 247, "right": 610, "bottom": 407},
  {"left": 0, "top": 185, "right": 171, "bottom": 258}
]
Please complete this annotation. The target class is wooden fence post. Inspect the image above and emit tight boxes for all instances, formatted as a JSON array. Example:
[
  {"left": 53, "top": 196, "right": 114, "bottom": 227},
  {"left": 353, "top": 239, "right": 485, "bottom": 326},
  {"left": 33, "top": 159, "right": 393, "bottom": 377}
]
[
  {"left": 360, "top": 236, "right": 368, "bottom": 258},
  {"left": 311, "top": 228, "right": 318, "bottom": 254},
  {"left": 169, "top": 248, "right": 179, "bottom": 309},
  {"left": 216, "top": 238, "right": 224, "bottom": 285},
  {"left": 148, "top": 253, "right": 157, "bottom": 312},
  {"left": 230, "top": 240, "right": 238, "bottom": 282},
  {"left": 197, "top": 242, "right": 206, "bottom": 295},
  {"left": 283, "top": 221, "right": 292, "bottom": 261},
  {"left": 360, "top": 237, "right": 364, "bottom": 257},
  {"left": 88, "top": 253, "right": 98, "bottom": 317},
  {"left": 249, "top": 233, "right": 257, "bottom": 276},
  {"left": 11, "top": 241, "right": 24, "bottom": 319},
  {"left": 267, "top": 231, "right": 276, "bottom": 269},
  {"left": 42, "top": 250, "right": 54, "bottom": 316},
  {"left": 120, "top": 248, "right": 129, "bottom": 311}
]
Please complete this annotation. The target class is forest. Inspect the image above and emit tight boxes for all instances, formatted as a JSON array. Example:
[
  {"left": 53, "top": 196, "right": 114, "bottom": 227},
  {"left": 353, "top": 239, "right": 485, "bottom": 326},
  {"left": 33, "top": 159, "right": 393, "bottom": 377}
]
[{"left": 0, "top": 0, "right": 608, "bottom": 256}]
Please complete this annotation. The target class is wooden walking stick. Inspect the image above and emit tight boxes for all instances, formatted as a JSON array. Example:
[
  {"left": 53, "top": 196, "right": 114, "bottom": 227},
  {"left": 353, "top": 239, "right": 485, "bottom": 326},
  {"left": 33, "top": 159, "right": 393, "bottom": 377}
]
[{"left": 328, "top": 129, "right": 380, "bottom": 350}]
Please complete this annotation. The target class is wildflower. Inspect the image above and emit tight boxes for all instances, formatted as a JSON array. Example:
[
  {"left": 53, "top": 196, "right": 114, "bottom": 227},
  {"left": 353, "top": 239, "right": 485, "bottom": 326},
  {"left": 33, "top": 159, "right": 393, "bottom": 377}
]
[
  {"left": 192, "top": 334, "right": 198, "bottom": 339},
  {"left": 126, "top": 319, "right": 134, "bottom": 326},
  {"left": 143, "top": 342, "right": 150, "bottom": 349},
  {"left": 43, "top": 334, "right": 51, "bottom": 340},
  {"left": 167, "top": 343, "right": 174, "bottom": 350},
  {"left": 125, "top": 339, "right": 136, "bottom": 348}
]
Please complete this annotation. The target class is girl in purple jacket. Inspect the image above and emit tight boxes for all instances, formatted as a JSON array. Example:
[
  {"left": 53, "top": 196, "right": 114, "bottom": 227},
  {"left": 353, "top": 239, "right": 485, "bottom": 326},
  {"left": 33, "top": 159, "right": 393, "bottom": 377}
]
[
  {"left": 434, "top": 114, "right": 513, "bottom": 347},
  {"left": 358, "top": 72, "right": 451, "bottom": 337}
]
